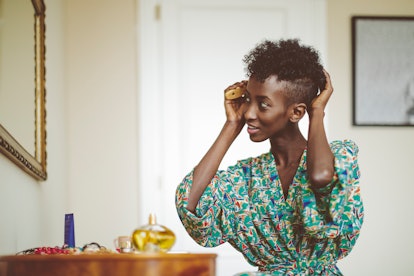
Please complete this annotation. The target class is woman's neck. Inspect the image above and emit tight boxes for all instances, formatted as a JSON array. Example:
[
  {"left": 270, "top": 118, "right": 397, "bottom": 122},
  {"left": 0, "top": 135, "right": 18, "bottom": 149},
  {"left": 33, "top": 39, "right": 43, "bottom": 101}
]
[{"left": 270, "top": 130, "right": 306, "bottom": 167}]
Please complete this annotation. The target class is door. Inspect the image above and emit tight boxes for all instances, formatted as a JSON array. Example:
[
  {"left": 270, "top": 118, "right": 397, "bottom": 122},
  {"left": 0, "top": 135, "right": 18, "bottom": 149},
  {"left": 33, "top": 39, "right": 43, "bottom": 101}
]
[{"left": 138, "top": 1, "right": 326, "bottom": 275}]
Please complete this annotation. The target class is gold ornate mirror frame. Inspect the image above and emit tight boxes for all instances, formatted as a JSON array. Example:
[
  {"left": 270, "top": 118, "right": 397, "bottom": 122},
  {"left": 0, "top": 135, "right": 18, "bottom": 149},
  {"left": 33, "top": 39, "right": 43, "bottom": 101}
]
[{"left": 0, "top": 0, "right": 47, "bottom": 180}]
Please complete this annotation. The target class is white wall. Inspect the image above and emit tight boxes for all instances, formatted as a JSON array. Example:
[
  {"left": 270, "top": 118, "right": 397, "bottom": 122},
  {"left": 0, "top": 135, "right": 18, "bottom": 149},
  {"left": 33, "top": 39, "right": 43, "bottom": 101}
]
[
  {"left": 64, "top": 0, "right": 140, "bottom": 247},
  {"left": 327, "top": 1, "right": 414, "bottom": 275},
  {"left": 40, "top": 0, "right": 69, "bottom": 248}
]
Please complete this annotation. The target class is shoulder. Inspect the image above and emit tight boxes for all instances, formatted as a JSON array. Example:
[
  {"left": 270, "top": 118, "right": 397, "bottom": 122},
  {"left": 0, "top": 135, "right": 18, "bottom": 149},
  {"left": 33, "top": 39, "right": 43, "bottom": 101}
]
[
  {"left": 330, "top": 139, "right": 359, "bottom": 157},
  {"left": 227, "top": 152, "right": 273, "bottom": 175},
  {"left": 233, "top": 152, "right": 273, "bottom": 167}
]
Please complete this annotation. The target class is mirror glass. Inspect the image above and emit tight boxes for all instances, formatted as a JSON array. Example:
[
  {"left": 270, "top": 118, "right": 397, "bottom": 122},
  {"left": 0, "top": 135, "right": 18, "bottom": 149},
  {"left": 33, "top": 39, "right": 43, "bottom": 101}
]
[{"left": 0, "top": 0, "right": 34, "bottom": 153}]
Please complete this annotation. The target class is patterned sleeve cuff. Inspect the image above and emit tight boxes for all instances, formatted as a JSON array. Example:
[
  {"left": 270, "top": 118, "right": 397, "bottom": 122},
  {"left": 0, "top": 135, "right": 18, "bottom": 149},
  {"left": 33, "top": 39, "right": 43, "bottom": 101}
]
[{"left": 175, "top": 171, "right": 234, "bottom": 247}]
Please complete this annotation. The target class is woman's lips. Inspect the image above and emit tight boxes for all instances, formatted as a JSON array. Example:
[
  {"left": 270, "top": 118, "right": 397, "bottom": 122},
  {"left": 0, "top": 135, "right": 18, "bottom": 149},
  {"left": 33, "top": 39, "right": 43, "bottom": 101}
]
[{"left": 247, "top": 125, "right": 259, "bottom": 135}]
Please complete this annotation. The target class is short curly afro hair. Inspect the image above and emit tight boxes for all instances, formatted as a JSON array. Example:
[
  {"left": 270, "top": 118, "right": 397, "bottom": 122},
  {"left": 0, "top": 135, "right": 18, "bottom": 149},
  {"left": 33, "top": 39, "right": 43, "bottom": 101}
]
[{"left": 243, "top": 39, "right": 326, "bottom": 107}]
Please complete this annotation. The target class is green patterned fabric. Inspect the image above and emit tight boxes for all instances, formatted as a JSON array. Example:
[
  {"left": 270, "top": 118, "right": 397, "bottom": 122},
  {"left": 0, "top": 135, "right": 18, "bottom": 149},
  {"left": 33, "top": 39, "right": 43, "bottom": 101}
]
[{"left": 176, "top": 140, "right": 364, "bottom": 275}]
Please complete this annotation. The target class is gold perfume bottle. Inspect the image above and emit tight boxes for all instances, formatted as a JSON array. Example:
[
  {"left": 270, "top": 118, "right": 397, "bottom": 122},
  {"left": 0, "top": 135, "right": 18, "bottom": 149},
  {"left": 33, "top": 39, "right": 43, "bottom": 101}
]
[{"left": 132, "top": 213, "right": 176, "bottom": 253}]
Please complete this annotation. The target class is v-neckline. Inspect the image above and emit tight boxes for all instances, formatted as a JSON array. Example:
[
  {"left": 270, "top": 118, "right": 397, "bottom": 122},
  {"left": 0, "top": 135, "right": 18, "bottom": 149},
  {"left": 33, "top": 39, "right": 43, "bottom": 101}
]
[{"left": 269, "top": 149, "right": 306, "bottom": 201}]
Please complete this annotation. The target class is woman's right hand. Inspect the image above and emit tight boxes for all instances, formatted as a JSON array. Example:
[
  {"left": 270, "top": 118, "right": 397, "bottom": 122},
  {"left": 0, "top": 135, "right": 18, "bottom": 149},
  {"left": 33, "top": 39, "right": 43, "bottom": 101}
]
[{"left": 223, "top": 80, "right": 248, "bottom": 128}]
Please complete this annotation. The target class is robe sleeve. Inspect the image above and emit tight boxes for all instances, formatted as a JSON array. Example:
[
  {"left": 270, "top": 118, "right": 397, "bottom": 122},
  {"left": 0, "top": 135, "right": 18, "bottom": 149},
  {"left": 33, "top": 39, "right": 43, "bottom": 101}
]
[
  {"left": 175, "top": 169, "right": 236, "bottom": 247},
  {"left": 300, "top": 139, "right": 364, "bottom": 258}
]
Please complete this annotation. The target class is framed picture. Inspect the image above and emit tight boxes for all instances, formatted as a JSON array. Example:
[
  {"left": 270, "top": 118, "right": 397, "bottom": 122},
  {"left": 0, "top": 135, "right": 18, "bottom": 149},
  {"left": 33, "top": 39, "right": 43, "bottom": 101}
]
[{"left": 352, "top": 16, "right": 414, "bottom": 126}]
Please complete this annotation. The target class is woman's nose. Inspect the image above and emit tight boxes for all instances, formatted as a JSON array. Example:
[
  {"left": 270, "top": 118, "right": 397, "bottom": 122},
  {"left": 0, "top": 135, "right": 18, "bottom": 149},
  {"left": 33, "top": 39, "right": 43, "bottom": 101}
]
[{"left": 244, "top": 102, "right": 257, "bottom": 121}]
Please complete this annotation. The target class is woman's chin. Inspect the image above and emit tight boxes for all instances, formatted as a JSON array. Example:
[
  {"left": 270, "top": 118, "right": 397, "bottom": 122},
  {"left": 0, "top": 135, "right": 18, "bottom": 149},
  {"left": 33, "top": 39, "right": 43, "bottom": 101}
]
[{"left": 249, "top": 135, "right": 267, "bottom": 143}]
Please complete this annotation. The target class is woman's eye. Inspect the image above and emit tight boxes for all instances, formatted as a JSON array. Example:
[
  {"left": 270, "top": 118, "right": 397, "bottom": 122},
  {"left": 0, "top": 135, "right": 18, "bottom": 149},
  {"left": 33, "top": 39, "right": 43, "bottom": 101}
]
[{"left": 259, "top": 102, "right": 269, "bottom": 109}]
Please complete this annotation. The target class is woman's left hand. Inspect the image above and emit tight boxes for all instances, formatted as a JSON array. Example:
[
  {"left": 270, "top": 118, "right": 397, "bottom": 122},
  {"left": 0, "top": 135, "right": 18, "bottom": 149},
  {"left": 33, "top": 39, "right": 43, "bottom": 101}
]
[{"left": 308, "top": 70, "right": 333, "bottom": 117}]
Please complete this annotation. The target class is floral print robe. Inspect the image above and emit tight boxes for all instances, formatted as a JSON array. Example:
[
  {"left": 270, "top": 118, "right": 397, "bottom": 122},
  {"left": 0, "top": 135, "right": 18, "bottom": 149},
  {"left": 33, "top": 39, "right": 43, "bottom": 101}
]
[{"left": 175, "top": 140, "right": 364, "bottom": 275}]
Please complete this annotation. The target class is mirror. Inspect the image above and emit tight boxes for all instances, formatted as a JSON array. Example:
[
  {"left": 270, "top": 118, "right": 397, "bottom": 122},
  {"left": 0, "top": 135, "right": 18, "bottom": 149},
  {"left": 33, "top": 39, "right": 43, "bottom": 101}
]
[{"left": 0, "top": 0, "right": 46, "bottom": 180}]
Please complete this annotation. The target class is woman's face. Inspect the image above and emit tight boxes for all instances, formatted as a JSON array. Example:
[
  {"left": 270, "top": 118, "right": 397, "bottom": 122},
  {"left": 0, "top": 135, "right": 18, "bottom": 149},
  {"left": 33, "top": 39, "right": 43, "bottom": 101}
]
[{"left": 244, "top": 76, "right": 292, "bottom": 142}]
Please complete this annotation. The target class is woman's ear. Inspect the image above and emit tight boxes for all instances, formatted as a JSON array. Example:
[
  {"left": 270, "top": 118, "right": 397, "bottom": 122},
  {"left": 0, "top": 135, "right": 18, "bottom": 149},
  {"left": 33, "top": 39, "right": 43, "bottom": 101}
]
[{"left": 289, "top": 103, "right": 307, "bottom": 123}]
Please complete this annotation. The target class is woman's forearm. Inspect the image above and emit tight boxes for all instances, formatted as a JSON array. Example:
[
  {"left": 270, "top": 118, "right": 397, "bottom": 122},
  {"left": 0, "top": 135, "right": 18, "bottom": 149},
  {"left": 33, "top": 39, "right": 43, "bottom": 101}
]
[
  {"left": 186, "top": 121, "right": 241, "bottom": 212},
  {"left": 307, "top": 110, "right": 334, "bottom": 188}
]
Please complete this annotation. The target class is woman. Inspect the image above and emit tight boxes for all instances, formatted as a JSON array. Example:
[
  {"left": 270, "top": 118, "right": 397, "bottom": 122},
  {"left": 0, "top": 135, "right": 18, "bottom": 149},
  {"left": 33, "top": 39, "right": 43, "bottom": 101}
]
[{"left": 175, "top": 39, "right": 364, "bottom": 275}]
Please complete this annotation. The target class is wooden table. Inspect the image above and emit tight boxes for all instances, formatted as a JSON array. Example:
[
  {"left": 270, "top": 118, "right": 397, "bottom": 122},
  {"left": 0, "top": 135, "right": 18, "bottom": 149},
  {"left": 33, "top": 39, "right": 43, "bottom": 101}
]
[{"left": 0, "top": 252, "right": 216, "bottom": 276}]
